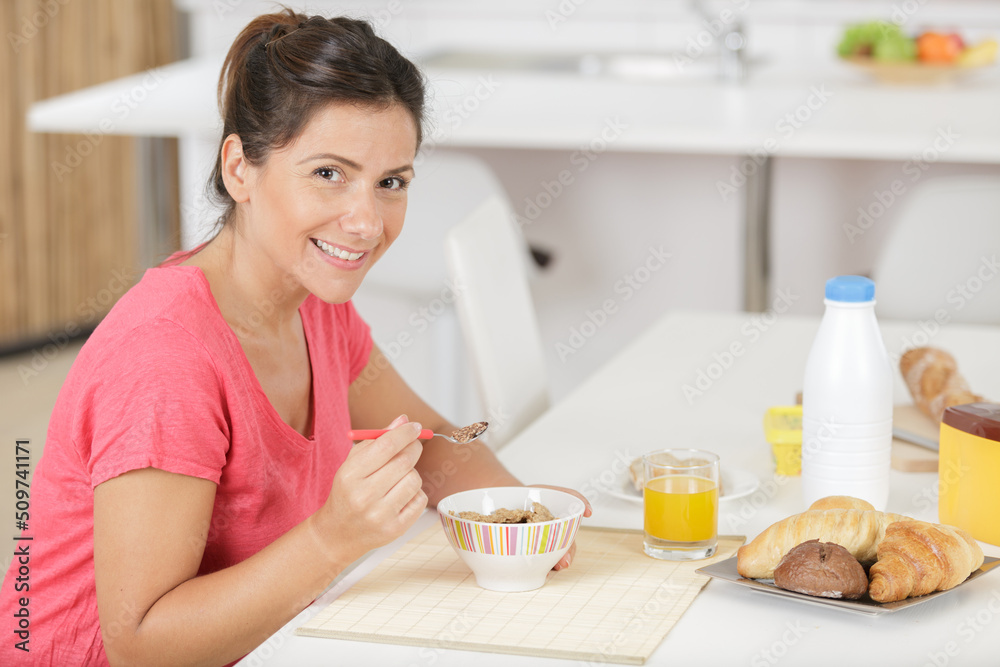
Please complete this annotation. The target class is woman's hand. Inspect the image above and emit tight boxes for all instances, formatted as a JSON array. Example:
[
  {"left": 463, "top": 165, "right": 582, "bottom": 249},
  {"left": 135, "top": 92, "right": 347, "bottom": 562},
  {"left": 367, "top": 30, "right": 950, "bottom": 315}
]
[
  {"left": 528, "top": 484, "right": 593, "bottom": 571},
  {"left": 312, "top": 414, "right": 428, "bottom": 563}
]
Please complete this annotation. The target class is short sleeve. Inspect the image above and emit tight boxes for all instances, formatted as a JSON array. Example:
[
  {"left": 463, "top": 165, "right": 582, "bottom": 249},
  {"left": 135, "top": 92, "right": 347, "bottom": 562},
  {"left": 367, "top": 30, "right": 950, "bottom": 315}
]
[
  {"left": 78, "top": 319, "right": 232, "bottom": 488},
  {"left": 339, "top": 300, "right": 373, "bottom": 382}
]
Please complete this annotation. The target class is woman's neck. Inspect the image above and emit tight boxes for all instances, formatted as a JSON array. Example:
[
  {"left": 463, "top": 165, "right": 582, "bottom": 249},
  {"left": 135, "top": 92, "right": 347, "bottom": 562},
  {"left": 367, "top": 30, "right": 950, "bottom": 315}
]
[{"left": 183, "top": 226, "right": 309, "bottom": 341}]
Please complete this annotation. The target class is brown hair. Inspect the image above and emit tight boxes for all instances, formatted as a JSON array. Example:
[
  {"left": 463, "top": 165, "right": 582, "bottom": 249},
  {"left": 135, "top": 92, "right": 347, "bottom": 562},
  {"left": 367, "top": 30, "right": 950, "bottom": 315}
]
[{"left": 208, "top": 8, "right": 426, "bottom": 227}]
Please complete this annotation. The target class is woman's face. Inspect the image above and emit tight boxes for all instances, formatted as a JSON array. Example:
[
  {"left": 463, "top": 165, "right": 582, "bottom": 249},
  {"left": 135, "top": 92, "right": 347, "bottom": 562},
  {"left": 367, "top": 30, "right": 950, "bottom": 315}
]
[{"left": 238, "top": 101, "right": 418, "bottom": 304}]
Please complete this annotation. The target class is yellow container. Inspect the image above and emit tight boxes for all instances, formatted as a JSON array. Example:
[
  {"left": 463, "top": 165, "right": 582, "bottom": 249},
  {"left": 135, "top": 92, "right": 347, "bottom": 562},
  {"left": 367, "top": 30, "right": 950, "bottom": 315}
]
[
  {"left": 939, "top": 403, "right": 1000, "bottom": 546},
  {"left": 764, "top": 405, "right": 803, "bottom": 476}
]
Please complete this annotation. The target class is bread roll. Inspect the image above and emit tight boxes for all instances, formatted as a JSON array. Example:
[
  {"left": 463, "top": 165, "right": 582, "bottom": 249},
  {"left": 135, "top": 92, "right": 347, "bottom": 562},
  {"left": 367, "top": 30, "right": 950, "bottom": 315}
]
[
  {"left": 808, "top": 496, "right": 874, "bottom": 512},
  {"left": 900, "top": 347, "right": 983, "bottom": 422},
  {"left": 773, "top": 540, "right": 868, "bottom": 599}
]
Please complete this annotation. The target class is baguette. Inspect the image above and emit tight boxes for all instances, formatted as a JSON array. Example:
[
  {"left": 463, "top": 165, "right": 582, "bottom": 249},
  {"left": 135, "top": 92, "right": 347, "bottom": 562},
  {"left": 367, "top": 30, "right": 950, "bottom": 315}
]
[{"left": 736, "top": 509, "right": 908, "bottom": 579}]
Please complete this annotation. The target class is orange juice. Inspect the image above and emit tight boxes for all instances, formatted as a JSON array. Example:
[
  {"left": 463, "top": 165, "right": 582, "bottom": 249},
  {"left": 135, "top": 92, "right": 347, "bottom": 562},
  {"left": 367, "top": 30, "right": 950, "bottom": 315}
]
[{"left": 644, "top": 475, "right": 718, "bottom": 542}]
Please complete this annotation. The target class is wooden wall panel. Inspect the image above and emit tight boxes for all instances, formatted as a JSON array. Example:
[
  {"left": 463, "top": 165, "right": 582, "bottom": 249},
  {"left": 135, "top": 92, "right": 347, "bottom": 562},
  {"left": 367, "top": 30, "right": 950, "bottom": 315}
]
[{"left": 0, "top": 0, "right": 179, "bottom": 349}]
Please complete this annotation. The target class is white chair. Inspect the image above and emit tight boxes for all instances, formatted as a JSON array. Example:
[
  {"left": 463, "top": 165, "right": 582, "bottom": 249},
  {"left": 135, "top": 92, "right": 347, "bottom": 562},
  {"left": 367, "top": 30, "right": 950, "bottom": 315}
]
[
  {"left": 445, "top": 195, "right": 550, "bottom": 449},
  {"left": 353, "top": 153, "right": 511, "bottom": 425},
  {"left": 872, "top": 175, "right": 1000, "bottom": 325}
]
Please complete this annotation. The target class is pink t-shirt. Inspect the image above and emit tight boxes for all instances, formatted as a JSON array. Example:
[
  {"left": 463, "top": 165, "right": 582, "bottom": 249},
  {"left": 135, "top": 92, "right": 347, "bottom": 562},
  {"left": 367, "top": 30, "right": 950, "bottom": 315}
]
[{"left": 0, "top": 264, "right": 372, "bottom": 666}]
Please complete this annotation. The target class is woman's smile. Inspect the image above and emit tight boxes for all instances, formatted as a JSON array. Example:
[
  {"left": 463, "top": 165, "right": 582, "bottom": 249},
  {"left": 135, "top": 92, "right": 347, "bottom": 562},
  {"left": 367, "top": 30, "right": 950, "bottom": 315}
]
[{"left": 310, "top": 237, "right": 371, "bottom": 270}]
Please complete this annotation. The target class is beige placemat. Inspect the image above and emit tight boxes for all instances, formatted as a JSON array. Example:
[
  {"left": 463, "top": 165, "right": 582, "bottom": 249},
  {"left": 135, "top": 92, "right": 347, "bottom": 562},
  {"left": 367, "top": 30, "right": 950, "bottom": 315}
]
[{"left": 296, "top": 526, "right": 744, "bottom": 665}]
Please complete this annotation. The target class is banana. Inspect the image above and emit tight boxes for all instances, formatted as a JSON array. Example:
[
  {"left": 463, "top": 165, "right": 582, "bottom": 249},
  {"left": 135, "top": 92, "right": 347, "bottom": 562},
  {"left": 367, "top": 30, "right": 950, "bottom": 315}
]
[{"left": 958, "top": 39, "right": 998, "bottom": 68}]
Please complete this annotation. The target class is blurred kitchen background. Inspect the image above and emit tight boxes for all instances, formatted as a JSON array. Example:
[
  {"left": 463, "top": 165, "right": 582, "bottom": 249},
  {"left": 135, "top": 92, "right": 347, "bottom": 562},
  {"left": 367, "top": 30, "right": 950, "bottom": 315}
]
[{"left": 3, "top": 0, "right": 1000, "bottom": 432}]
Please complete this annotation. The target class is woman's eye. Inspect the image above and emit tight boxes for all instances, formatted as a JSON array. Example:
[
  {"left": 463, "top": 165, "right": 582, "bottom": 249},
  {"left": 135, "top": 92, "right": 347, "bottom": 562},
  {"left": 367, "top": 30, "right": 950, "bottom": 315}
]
[
  {"left": 315, "top": 167, "right": 344, "bottom": 182},
  {"left": 380, "top": 176, "right": 408, "bottom": 191}
]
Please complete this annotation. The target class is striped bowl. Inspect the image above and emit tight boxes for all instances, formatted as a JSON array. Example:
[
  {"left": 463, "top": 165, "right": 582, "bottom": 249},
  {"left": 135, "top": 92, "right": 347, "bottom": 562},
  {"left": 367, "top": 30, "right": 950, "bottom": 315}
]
[{"left": 437, "top": 487, "right": 586, "bottom": 592}]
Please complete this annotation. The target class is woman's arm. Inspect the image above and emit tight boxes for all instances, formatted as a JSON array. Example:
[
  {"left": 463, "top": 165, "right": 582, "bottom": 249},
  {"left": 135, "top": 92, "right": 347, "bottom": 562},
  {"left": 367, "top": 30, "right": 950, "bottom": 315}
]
[
  {"left": 348, "top": 345, "right": 520, "bottom": 505},
  {"left": 94, "top": 418, "right": 426, "bottom": 667},
  {"left": 347, "top": 346, "right": 592, "bottom": 570}
]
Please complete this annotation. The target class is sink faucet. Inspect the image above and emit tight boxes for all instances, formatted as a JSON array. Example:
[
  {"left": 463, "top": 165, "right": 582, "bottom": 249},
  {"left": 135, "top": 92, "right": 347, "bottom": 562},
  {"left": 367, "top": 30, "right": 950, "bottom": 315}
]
[
  {"left": 719, "top": 23, "right": 747, "bottom": 81},
  {"left": 691, "top": 0, "right": 747, "bottom": 82}
]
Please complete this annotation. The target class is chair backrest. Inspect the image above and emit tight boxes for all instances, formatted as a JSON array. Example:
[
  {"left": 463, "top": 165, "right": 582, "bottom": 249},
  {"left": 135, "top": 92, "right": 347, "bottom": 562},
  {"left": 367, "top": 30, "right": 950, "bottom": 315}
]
[
  {"left": 445, "top": 195, "right": 550, "bottom": 449},
  {"left": 872, "top": 176, "right": 1000, "bottom": 325}
]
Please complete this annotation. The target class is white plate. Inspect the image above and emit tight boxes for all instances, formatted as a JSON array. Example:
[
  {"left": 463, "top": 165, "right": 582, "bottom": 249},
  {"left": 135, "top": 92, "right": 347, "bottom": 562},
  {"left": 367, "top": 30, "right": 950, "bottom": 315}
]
[{"left": 601, "top": 466, "right": 760, "bottom": 504}]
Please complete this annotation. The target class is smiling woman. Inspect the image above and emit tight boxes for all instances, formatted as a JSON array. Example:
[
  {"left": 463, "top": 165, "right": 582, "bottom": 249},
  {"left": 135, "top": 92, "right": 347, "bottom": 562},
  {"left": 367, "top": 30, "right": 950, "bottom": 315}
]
[{"left": 0, "top": 8, "right": 590, "bottom": 667}]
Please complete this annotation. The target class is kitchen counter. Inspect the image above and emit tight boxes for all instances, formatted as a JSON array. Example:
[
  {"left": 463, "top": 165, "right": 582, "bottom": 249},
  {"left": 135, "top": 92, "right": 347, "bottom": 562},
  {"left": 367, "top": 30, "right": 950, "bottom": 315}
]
[
  {"left": 28, "top": 56, "right": 1000, "bottom": 163},
  {"left": 25, "top": 52, "right": 1000, "bottom": 314}
]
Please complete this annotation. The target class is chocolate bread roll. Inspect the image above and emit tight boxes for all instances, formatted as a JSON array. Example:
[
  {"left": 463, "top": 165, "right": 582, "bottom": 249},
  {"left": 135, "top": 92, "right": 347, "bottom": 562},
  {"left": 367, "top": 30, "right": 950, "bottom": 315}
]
[{"left": 773, "top": 540, "right": 868, "bottom": 600}]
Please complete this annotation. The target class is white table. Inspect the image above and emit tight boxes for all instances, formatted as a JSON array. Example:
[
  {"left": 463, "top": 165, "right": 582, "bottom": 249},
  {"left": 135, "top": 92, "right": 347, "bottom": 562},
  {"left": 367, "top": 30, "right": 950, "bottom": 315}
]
[{"left": 247, "top": 310, "right": 1000, "bottom": 666}]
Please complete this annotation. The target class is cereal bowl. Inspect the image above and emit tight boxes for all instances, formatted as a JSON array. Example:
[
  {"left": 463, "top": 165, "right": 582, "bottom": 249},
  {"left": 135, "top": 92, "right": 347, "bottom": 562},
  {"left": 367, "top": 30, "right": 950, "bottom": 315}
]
[{"left": 437, "top": 487, "right": 586, "bottom": 592}]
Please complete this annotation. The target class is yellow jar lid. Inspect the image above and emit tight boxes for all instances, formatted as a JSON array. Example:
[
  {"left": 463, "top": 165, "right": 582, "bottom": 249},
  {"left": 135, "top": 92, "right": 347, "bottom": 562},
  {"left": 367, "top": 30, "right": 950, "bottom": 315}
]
[{"left": 764, "top": 405, "right": 803, "bottom": 445}]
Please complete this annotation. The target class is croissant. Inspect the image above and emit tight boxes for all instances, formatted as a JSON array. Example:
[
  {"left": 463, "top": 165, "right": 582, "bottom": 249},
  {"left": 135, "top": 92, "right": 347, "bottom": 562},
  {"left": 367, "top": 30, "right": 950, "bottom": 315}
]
[
  {"left": 900, "top": 347, "right": 982, "bottom": 422},
  {"left": 868, "top": 520, "right": 984, "bottom": 603},
  {"left": 737, "top": 509, "right": 908, "bottom": 579}
]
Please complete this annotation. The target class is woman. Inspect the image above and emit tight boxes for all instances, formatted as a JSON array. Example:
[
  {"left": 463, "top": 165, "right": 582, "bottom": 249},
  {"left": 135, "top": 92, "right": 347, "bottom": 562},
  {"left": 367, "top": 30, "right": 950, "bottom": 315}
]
[{"left": 0, "top": 10, "right": 589, "bottom": 666}]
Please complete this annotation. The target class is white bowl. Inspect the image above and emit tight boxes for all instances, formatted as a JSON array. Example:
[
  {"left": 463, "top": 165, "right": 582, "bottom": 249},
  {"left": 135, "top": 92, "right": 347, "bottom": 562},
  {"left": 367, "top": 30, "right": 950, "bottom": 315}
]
[{"left": 437, "top": 487, "right": 586, "bottom": 592}]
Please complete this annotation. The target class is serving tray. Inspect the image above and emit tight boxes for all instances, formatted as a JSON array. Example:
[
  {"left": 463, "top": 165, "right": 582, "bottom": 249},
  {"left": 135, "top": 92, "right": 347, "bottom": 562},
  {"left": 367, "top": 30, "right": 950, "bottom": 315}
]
[{"left": 698, "top": 555, "right": 1000, "bottom": 616}]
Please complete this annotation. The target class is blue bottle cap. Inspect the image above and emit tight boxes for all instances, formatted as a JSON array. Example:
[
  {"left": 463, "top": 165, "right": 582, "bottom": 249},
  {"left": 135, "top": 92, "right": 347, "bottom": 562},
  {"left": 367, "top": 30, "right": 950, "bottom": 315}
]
[{"left": 825, "top": 275, "right": 875, "bottom": 302}]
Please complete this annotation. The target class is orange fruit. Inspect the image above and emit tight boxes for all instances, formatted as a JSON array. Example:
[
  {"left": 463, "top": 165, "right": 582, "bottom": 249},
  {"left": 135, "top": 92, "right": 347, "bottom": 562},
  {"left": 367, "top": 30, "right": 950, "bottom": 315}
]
[{"left": 917, "top": 32, "right": 962, "bottom": 64}]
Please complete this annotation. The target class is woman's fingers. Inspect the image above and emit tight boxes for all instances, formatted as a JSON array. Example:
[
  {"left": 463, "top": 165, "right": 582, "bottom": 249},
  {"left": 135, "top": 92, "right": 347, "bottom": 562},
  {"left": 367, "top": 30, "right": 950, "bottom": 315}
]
[
  {"left": 365, "top": 438, "right": 423, "bottom": 491},
  {"left": 553, "top": 542, "right": 577, "bottom": 571},
  {"left": 390, "top": 472, "right": 428, "bottom": 521},
  {"left": 525, "top": 484, "right": 588, "bottom": 572},
  {"left": 348, "top": 419, "right": 422, "bottom": 479},
  {"left": 529, "top": 484, "right": 594, "bottom": 517},
  {"left": 338, "top": 417, "right": 425, "bottom": 518}
]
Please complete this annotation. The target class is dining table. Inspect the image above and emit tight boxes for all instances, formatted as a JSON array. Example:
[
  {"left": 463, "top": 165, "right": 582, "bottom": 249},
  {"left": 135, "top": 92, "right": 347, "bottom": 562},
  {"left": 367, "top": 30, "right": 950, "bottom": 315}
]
[{"left": 238, "top": 310, "right": 1000, "bottom": 666}]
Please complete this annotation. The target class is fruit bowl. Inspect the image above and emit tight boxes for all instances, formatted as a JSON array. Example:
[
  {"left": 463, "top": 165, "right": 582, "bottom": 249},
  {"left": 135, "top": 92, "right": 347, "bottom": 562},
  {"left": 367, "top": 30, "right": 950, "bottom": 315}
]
[{"left": 842, "top": 56, "right": 993, "bottom": 85}]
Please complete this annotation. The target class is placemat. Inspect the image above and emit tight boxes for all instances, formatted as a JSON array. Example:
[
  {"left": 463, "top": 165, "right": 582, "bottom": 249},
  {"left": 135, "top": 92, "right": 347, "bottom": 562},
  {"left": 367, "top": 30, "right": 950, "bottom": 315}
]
[{"left": 296, "top": 525, "right": 744, "bottom": 665}]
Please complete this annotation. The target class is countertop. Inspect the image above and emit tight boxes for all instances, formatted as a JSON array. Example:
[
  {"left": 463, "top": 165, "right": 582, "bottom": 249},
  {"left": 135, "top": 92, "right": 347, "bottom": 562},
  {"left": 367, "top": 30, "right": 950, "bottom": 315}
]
[{"left": 27, "top": 55, "right": 1000, "bottom": 163}]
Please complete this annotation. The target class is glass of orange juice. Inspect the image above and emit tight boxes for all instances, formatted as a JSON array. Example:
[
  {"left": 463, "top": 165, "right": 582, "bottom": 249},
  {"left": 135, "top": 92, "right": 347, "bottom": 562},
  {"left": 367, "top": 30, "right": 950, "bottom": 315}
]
[{"left": 642, "top": 449, "right": 719, "bottom": 560}]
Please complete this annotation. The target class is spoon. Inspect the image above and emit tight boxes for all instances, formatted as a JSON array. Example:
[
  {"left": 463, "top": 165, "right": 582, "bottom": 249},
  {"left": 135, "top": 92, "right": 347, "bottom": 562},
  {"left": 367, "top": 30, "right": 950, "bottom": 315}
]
[{"left": 348, "top": 421, "right": 489, "bottom": 445}]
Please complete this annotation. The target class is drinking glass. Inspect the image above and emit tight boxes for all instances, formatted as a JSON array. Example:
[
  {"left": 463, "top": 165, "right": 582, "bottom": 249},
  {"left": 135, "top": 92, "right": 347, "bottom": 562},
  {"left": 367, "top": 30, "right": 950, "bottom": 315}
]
[{"left": 642, "top": 449, "right": 719, "bottom": 560}]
